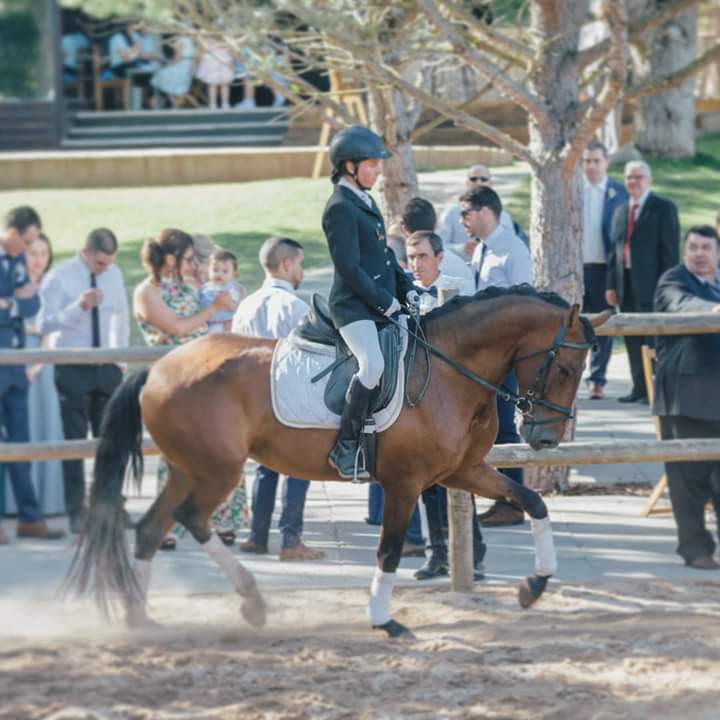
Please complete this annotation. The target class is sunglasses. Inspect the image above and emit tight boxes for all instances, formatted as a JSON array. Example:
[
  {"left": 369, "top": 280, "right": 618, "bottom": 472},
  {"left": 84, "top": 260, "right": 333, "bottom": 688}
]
[
  {"left": 468, "top": 176, "right": 491, "bottom": 183},
  {"left": 460, "top": 208, "right": 479, "bottom": 218}
]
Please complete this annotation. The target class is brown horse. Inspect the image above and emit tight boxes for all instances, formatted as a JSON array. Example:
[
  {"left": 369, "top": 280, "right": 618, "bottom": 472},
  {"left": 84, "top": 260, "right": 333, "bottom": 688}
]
[{"left": 66, "top": 286, "right": 606, "bottom": 637}]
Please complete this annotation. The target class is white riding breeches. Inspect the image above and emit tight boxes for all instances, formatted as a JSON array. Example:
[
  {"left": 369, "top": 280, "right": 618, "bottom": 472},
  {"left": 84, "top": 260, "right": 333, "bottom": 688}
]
[{"left": 339, "top": 319, "right": 384, "bottom": 390}]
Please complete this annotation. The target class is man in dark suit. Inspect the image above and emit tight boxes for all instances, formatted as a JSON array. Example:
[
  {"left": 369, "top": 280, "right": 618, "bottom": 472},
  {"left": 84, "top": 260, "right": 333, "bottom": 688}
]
[
  {"left": 581, "top": 140, "right": 628, "bottom": 400},
  {"left": 653, "top": 225, "right": 720, "bottom": 570},
  {"left": 606, "top": 160, "right": 679, "bottom": 403}
]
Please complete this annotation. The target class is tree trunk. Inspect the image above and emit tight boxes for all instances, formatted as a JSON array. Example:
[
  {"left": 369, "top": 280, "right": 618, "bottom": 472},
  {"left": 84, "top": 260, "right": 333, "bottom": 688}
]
[
  {"left": 368, "top": 88, "right": 420, "bottom": 220},
  {"left": 635, "top": 6, "right": 698, "bottom": 159},
  {"left": 523, "top": 0, "right": 589, "bottom": 492}
]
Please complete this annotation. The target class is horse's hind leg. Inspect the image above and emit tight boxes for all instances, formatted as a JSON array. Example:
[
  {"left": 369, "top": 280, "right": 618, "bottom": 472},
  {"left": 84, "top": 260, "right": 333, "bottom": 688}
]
[
  {"left": 444, "top": 462, "right": 557, "bottom": 608},
  {"left": 175, "top": 470, "right": 266, "bottom": 628},
  {"left": 369, "top": 484, "right": 419, "bottom": 639},
  {"left": 128, "top": 462, "right": 192, "bottom": 629}
]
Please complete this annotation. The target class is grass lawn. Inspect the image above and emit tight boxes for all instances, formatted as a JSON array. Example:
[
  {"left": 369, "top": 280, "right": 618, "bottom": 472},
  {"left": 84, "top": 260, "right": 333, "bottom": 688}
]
[{"left": 506, "top": 133, "right": 720, "bottom": 234}]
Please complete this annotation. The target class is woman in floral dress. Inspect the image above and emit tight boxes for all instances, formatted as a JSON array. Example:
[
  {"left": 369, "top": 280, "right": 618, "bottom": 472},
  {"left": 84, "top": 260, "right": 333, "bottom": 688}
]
[{"left": 133, "top": 228, "right": 245, "bottom": 550}]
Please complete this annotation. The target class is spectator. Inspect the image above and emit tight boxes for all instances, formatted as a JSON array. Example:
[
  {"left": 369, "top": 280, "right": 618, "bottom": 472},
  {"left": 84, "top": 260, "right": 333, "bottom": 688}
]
[
  {"left": 233, "top": 50, "right": 258, "bottom": 110},
  {"left": 606, "top": 161, "right": 680, "bottom": 403},
  {"left": 195, "top": 27, "right": 235, "bottom": 110},
  {"left": 386, "top": 234, "right": 407, "bottom": 268},
  {"left": 61, "top": 30, "right": 90, "bottom": 85},
  {"left": 151, "top": 33, "right": 196, "bottom": 106},
  {"left": 400, "top": 197, "right": 475, "bottom": 296},
  {"left": 581, "top": 140, "right": 628, "bottom": 399},
  {"left": 404, "top": 230, "right": 486, "bottom": 580},
  {"left": 134, "top": 229, "right": 242, "bottom": 550},
  {"left": 438, "top": 163, "right": 523, "bottom": 261},
  {"left": 107, "top": 22, "right": 142, "bottom": 79},
  {"left": 0, "top": 207, "right": 64, "bottom": 543},
  {"left": 233, "top": 236, "right": 324, "bottom": 561},
  {"left": 10, "top": 235, "right": 64, "bottom": 516},
  {"left": 653, "top": 225, "right": 720, "bottom": 570},
  {"left": 38, "top": 228, "right": 129, "bottom": 535},
  {"left": 461, "top": 186, "right": 530, "bottom": 527},
  {"left": 200, "top": 250, "right": 245, "bottom": 333}
]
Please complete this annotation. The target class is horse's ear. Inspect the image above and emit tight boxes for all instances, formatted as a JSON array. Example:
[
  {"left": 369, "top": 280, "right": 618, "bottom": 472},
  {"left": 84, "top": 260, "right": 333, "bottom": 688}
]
[
  {"left": 589, "top": 309, "right": 613, "bottom": 328},
  {"left": 566, "top": 303, "right": 581, "bottom": 328}
]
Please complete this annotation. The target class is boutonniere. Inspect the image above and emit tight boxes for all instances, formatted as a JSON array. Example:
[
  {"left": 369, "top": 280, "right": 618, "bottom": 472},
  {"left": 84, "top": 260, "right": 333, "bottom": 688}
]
[{"left": 608, "top": 187, "right": 616, "bottom": 200}]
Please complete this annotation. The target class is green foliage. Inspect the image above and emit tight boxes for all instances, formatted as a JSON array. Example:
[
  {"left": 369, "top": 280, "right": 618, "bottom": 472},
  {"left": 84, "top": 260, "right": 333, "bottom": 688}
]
[{"left": 0, "top": 6, "right": 40, "bottom": 99}]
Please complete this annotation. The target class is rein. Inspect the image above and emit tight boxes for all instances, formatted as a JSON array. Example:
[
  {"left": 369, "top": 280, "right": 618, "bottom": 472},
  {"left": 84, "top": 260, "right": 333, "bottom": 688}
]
[{"left": 389, "top": 310, "right": 593, "bottom": 427}]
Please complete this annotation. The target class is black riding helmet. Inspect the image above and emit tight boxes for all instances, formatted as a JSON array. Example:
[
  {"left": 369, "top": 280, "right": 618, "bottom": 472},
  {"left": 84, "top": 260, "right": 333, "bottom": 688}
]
[{"left": 329, "top": 125, "right": 391, "bottom": 188}]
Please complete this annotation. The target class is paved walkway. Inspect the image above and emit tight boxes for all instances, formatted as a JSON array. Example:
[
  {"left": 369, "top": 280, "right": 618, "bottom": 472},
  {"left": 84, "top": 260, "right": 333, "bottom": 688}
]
[{"left": 3, "top": 165, "right": 717, "bottom": 611}]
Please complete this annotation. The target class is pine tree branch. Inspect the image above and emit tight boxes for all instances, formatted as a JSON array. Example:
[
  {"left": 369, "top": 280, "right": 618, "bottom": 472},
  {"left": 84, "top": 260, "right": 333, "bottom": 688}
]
[
  {"left": 416, "top": 0, "right": 549, "bottom": 124},
  {"left": 626, "top": 40, "right": 720, "bottom": 99}
]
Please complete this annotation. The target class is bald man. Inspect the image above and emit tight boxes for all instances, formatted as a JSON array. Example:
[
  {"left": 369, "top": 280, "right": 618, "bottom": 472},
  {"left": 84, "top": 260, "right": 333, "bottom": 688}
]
[{"left": 438, "top": 163, "right": 521, "bottom": 261}]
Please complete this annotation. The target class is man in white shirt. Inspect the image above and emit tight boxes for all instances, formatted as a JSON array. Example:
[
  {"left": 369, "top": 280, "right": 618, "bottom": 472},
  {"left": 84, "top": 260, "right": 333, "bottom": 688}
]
[
  {"left": 438, "top": 163, "right": 522, "bottom": 261},
  {"left": 38, "top": 228, "right": 129, "bottom": 534},
  {"left": 232, "top": 236, "right": 324, "bottom": 561},
  {"left": 581, "top": 140, "right": 628, "bottom": 400},
  {"left": 461, "top": 186, "right": 530, "bottom": 527},
  {"left": 406, "top": 231, "right": 488, "bottom": 580},
  {"left": 400, "top": 197, "right": 475, "bottom": 296}
]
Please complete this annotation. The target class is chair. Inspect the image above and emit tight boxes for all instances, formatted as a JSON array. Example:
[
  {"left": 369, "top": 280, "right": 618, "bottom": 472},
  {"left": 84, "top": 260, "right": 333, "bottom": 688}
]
[
  {"left": 640, "top": 345, "right": 672, "bottom": 516},
  {"left": 92, "top": 45, "right": 129, "bottom": 111}
]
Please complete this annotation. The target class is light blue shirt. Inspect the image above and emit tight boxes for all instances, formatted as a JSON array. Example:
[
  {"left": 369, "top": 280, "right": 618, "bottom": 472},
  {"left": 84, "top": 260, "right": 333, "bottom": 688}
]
[
  {"left": 231, "top": 278, "right": 309, "bottom": 340},
  {"left": 471, "top": 224, "right": 532, "bottom": 291},
  {"left": 439, "top": 204, "right": 517, "bottom": 260}
]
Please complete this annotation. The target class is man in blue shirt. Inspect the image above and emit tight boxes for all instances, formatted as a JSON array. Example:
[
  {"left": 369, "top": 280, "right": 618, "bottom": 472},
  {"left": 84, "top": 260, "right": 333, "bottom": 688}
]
[{"left": 0, "top": 207, "right": 65, "bottom": 542}]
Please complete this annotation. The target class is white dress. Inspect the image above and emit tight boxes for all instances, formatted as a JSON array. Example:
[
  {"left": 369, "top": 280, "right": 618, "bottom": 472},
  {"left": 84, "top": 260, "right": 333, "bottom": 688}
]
[{"left": 151, "top": 37, "right": 196, "bottom": 97}]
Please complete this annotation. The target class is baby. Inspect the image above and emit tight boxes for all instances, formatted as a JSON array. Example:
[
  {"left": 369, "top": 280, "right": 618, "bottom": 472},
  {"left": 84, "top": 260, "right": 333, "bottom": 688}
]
[{"left": 200, "top": 250, "right": 246, "bottom": 333}]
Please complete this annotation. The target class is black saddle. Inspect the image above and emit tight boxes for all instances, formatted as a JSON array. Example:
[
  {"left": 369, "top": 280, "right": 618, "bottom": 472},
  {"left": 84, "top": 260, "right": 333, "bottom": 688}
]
[{"left": 296, "top": 294, "right": 403, "bottom": 416}]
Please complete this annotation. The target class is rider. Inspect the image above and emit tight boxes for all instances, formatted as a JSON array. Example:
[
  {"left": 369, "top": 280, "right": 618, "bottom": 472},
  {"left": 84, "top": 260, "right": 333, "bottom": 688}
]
[{"left": 323, "top": 125, "right": 420, "bottom": 480}]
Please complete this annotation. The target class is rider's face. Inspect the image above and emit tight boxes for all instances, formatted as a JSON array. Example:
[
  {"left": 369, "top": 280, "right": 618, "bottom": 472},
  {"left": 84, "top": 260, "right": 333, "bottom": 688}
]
[{"left": 355, "top": 158, "right": 382, "bottom": 189}]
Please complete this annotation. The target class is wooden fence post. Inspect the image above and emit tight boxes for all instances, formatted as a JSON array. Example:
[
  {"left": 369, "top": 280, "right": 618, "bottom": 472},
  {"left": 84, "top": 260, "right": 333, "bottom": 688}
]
[{"left": 438, "top": 285, "right": 474, "bottom": 593}]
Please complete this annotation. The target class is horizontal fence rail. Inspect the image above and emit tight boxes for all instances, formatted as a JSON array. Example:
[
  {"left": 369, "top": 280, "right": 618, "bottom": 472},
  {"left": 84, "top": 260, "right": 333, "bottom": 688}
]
[
  {"left": 0, "top": 313, "right": 718, "bottom": 366},
  {"left": 1, "top": 437, "right": 718, "bottom": 465}
]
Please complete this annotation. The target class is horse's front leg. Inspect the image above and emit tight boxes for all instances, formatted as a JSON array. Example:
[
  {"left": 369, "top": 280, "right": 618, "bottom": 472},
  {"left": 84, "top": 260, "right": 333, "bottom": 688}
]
[
  {"left": 369, "top": 483, "right": 419, "bottom": 639},
  {"left": 443, "top": 461, "right": 557, "bottom": 609}
]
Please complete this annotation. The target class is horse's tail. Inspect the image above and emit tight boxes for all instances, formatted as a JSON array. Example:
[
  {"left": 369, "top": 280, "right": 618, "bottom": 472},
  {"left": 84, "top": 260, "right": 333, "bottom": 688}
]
[{"left": 62, "top": 367, "right": 150, "bottom": 617}]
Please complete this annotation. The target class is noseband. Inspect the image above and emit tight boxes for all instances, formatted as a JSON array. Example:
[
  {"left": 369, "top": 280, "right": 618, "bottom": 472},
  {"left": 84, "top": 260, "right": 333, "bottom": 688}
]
[{"left": 390, "top": 313, "right": 594, "bottom": 427}]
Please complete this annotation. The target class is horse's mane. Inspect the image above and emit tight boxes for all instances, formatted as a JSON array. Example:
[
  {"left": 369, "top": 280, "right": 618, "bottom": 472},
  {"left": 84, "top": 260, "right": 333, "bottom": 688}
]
[{"left": 424, "top": 283, "right": 596, "bottom": 343}]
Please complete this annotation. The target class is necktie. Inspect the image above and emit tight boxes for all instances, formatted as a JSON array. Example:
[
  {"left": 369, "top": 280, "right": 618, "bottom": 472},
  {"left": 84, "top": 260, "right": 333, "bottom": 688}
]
[
  {"left": 624, "top": 203, "right": 638, "bottom": 269},
  {"left": 425, "top": 286, "right": 438, "bottom": 298},
  {"left": 90, "top": 273, "right": 101, "bottom": 348},
  {"left": 474, "top": 241, "right": 488, "bottom": 287}
]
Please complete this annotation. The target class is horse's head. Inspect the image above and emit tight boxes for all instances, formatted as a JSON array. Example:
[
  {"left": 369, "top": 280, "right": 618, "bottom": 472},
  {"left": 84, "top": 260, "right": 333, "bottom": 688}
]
[{"left": 514, "top": 305, "right": 610, "bottom": 450}]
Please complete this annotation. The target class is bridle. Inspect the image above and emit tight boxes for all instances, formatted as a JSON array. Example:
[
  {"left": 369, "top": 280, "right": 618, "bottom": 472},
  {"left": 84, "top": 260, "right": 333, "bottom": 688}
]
[
  {"left": 512, "top": 324, "right": 594, "bottom": 427},
  {"left": 393, "top": 310, "right": 594, "bottom": 428}
]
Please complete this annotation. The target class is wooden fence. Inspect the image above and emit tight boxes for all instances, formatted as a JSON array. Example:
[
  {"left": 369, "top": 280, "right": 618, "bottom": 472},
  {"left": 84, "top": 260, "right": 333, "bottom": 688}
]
[{"left": 0, "top": 311, "right": 718, "bottom": 465}]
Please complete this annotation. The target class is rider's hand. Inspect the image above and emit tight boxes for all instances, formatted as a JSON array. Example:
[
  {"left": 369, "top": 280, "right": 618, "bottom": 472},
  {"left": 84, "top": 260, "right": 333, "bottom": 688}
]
[
  {"left": 405, "top": 290, "right": 421, "bottom": 311},
  {"left": 384, "top": 297, "right": 402, "bottom": 317}
]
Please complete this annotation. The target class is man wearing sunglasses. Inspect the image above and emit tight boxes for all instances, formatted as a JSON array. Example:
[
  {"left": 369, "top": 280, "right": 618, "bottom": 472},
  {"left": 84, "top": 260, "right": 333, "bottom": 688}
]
[{"left": 438, "top": 164, "right": 521, "bottom": 261}]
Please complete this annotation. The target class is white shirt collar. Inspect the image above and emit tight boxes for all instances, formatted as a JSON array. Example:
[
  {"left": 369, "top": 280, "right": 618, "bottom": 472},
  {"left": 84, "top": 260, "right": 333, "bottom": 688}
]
[
  {"left": 583, "top": 176, "right": 607, "bottom": 193},
  {"left": 482, "top": 222, "right": 506, "bottom": 246},
  {"left": 630, "top": 189, "right": 650, "bottom": 211},
  {"left": 262, "top": 277, "right": 295, "bottom": 293},
  {"left": 338, "top": 177, "right": 372, "bottom": 208}
]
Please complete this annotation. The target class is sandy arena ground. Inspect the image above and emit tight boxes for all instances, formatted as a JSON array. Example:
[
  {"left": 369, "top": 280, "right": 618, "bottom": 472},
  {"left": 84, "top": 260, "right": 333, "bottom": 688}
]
[{"left": 2, "top": 579, "right": 719, "bottom": 720}]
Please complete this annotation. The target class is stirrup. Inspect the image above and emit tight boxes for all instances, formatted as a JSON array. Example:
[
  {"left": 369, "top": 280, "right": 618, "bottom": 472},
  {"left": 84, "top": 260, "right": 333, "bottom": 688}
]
[{"left": 351, "top": 444, "right": 370, "bottom": 484}]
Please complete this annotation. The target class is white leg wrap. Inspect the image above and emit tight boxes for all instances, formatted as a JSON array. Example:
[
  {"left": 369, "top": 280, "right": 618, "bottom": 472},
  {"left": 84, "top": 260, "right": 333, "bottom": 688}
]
[
  {"left": 367, "top": 568, "right": 396, "bottom": 626},
  {"left": 134, "top": 558, "right": 152, "bottom": 603},
  {"left": 530, "top": 516, "right": 557, "bottom": 577},
  {"left": 205, "top": 533, "right": 255, "bottom": 595}
]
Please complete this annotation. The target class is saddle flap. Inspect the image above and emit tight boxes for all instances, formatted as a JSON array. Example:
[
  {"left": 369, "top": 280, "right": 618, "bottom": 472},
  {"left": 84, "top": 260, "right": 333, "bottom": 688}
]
[
  {"left": 324, "top": 323, "right": 403, "bottom": 416},
  {"left": 296, "top": 294, "right": 337, "bottom": 346}
]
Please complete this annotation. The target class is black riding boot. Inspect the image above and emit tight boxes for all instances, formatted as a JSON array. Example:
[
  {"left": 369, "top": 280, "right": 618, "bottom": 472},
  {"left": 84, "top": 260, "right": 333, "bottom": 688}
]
[{"left": 329, "top": 375, "right": 373, "bottom": 482}]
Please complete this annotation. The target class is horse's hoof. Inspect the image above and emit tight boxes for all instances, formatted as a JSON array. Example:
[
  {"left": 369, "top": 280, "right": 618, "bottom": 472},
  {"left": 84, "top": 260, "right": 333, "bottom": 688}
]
[
  {"left": 518, "top": 574, "right": 550, "bottom": 609},
  {"left": 241, "top": 589, "right": 267, "bottom": 628},
  {"left": 373, "top": 619, "right": 414, "bottom": 639}
]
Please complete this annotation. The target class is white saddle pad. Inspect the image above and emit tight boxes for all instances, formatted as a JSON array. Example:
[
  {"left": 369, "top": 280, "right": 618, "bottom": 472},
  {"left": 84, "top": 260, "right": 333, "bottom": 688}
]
[{"left": 271, "top": 317, "right": 409, "bottom": 431}]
